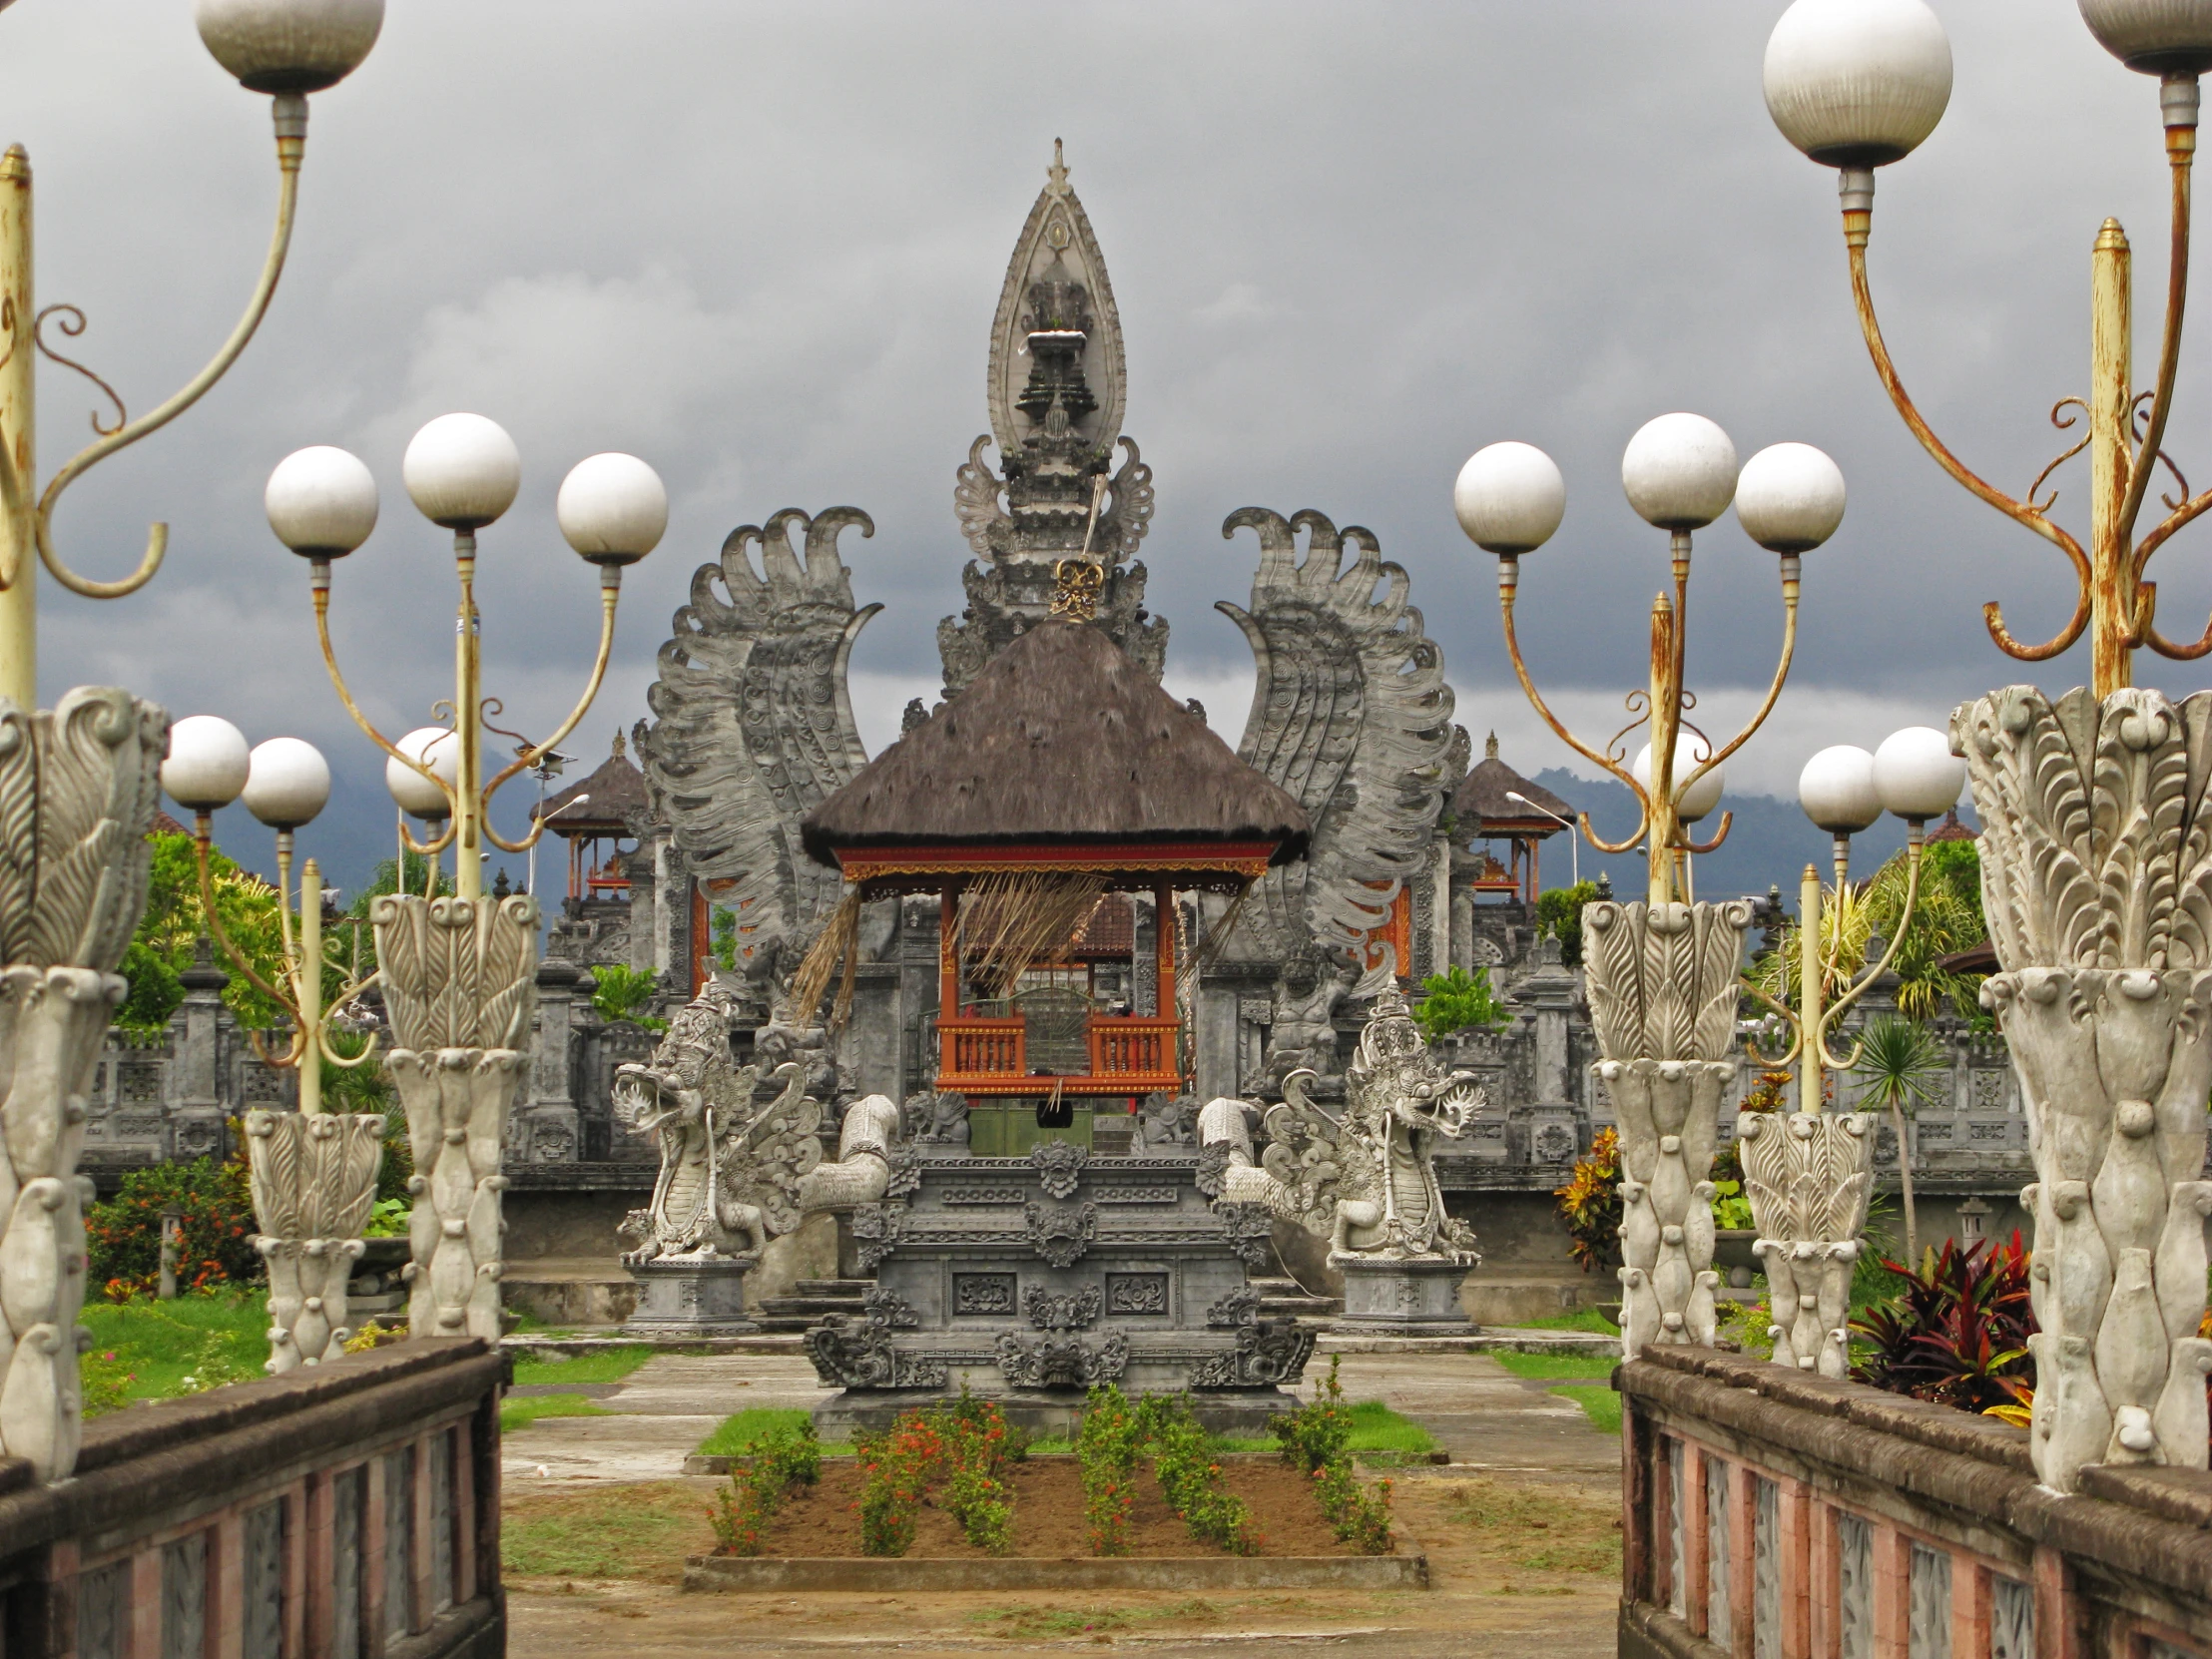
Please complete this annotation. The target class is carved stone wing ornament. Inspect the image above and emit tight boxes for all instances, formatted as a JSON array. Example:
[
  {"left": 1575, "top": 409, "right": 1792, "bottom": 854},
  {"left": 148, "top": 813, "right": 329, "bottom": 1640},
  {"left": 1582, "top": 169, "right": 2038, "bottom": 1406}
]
[{"left": 718, "top": 1061, "right": 824, "bottom": 1241}]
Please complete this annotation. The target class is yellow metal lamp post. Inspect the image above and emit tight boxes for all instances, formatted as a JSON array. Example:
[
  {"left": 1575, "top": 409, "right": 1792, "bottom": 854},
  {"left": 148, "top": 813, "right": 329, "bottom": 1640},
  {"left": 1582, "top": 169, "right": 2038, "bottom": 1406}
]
[
  {"left": 260, "top": 421, "right": 666, "bottom": 1340},
  {"left": 160, "top": 719, "right": 384, "bottom": 1373},
  {"left": 1764, "top": 0, "right": 2212, "bottom": 1490},
  {"left": 1453, "top": 417, "right": 1847, "bottom": 1359},
  {"left": 1735, "top": 730, "right": 1965, "bottom": 1378},
  {"left": 0, "top": 0, "right": 378, "bottom": 1481}
]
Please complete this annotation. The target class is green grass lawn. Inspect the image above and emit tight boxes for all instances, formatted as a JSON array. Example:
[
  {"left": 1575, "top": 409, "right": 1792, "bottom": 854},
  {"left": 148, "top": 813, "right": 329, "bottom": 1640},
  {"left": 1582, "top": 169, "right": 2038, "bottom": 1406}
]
[
  {"left": 510, "top": 1345, "right": 654, "bottom": 1387},
  {"left": 1512, "top": 1307, "right": 1620, "bottom": 1335},
  {"left": 500, "top": 1393, "right": 611, "bottom": 1434},
  {"left": 1488, "top": 1350, "right": 1619, "bottom": 1382},
  {"left": 698, "top": 1406, "right": 819, "bottom": 1456},
  {"left": 80, "top": 1290, "right": 272, "bottom": 1414},
  {"left": 1548, "top": 1385, "right": 1622, "bottom": 1435}
]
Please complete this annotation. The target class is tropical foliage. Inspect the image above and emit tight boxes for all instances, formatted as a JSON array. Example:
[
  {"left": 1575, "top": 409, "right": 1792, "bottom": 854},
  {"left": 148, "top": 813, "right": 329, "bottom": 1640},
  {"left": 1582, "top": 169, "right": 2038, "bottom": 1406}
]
[
  {"left": 1411, "top": 965, "right": 1509, "bottom": 1042},
  {"left": 590, "top": 962, "right": 668, "bottom": 1031},
  {"left": 1850, "top": 1234, "right": 2033, "bottom": 1416},
  {"left": 1535, "top": 879, "right": 1600, "bottom": 967},
  {"left": 1851, "top": 1016, "right": 1947, "bottom": 1262},
  {"left": 1555, "top": 1127, "right": 1622, "bottom": 1274},
  {"left": 86, "top": 1150, "right": 260, "bottom": 1301},
  {"left": 1746, "top": 837, "right": 1988, "bottom": 1028}
]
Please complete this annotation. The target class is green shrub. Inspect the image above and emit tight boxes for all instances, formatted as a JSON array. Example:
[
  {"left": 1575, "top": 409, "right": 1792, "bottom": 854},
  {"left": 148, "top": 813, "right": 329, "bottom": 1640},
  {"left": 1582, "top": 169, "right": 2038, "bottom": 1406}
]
[
  {"left": 591, "top": 963, "right": 668, "bottom": 1032},
  {"left": 707, "top": 1422, "right": 823, "bottom": 1556},
  {"left": 1536, "top": 880, "right": 1600, "bottom": 966},
  {"left": 1410, "top": 965, "right": 1509, "bottom": 1043},
  {"left": 1144, "top": 1395, "right": 1260, "bottom": 1555},
  {"left": 87, "top": 1152, "right": 260, "bottom": 1300},
  {"left": 1273, "top": 1358, "right": 1394, "bottom": 1553},
  {"left": 1078, "top": 1385, "right": 1147, "bottom": 1556}
]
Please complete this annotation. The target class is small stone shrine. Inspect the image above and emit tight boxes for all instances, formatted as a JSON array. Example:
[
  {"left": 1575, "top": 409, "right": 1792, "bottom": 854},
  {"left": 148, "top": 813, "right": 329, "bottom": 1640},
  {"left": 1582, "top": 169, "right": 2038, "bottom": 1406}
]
[{"left": 795, "top": 579, "right": 1318, "bottom": 1432}]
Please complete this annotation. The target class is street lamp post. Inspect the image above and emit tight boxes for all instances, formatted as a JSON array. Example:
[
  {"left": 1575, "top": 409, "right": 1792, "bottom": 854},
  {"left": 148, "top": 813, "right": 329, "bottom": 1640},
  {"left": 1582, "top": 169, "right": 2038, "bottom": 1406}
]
[
  {"left": 261, "top": 422, "right": 665, "bottom": 1342},
  {"left": 161, "top": 721, "right": 385, "bottom": 1373},
  {"left": 1765, "top": 0, "right": 2212, "bottom": 1490},
  {"left": 1454, "top": 417, "right": 1848, "bottom": 1358},
  {"left": 0, "top": 0, "right": 379, "bottom": 1482},
  {"left": 1736, "top": 730, "right": 1964, "bottom": 1377},
  {"left": 1504, "top": 789, "right": 1578, "bottom": 888}
]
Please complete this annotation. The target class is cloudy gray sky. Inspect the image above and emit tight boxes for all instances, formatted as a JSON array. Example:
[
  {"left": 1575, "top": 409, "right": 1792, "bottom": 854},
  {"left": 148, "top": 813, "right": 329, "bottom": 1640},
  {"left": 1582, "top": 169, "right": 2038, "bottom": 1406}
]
[{"left": 0, "top": 2, "right": 2198, "bottom": 894}]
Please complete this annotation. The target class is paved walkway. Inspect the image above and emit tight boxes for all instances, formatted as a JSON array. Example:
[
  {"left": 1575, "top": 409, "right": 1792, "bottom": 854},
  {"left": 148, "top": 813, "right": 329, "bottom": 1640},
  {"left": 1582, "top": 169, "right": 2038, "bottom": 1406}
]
[{"left": 502, "top": 1341, "right": 1627, "bottom": 1657}]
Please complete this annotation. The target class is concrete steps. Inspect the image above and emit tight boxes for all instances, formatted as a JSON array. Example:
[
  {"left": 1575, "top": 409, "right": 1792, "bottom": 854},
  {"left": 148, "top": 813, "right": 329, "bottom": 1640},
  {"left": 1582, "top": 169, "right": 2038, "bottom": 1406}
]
[
  {"left": 1249, "top": 1276, "right": 1343, "bottom": 1320},
  {"left": 756, "top": 1277, "right": 869, "bottom": 1334}
]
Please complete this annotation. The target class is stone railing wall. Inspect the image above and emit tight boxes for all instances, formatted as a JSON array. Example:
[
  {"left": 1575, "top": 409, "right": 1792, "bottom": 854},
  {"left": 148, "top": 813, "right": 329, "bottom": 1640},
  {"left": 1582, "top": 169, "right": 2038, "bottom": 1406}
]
[
  {"left": 0, "top": 1338, "right": 503, "bottom": 1659},
  {"left": 1618, "top": 1349, "right": 2210, "bottom": 1659}
]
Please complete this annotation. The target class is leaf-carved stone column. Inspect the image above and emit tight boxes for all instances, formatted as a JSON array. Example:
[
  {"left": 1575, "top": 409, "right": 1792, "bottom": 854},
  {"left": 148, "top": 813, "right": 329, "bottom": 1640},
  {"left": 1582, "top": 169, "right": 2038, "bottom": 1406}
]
[
  {"left": 1954, "top": 685, "right": 2212, "bottom": 1492},
  {"left": 1582, "top": 898, "right": 1753, "bottom": 1359},
  {"left": 0, "top": 689, "right": 165, "bottom": 1480},
  {"left": 370, "top": 891, "right": 538, "bottom": 1343},
  {"left": 1737, "top": 1111, "right": 1872, "bottom": 1378},
  {"left": 244, "top": 1108, "right": 384, "bottom": 1371}
]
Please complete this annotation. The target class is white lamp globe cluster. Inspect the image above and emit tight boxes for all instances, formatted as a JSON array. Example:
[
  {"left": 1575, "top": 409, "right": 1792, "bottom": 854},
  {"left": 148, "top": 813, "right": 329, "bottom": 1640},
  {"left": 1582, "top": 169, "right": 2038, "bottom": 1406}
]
[
  {"left": 1797, "top": 726, "right": 1964, "bottom": 835},
  {"left": 1452, "top": 416, "right": 1846, "bottom": 559},
  {"left": 161, "top": 718, "right": 332, "bottom": 830}
]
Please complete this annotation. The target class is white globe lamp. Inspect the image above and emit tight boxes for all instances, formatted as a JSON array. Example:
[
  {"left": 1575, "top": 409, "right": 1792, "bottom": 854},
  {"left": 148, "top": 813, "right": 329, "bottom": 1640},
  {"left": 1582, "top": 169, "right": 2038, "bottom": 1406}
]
[
  {"left": 1736, "top": 443, "right": 1848, "bottom": 554},
  {"left": 1453, "top": 442, "right": 1566, "bottom": 556},
  {"left": 1622, "top": 414, "right": 1739, "bottom": 532},
  {"left": 1874, "top": 726, "right": 1966, "bottom": 822},
  {"left": 402, "top": 414, "right": 520, "bottom": 532},
  {"left": 1633, "top": 734, "right": 1726, "bottom": 824},
  {"left": 1799, "top": 745, "right": 1883, "bottom": 834},
  {"left": 265, "top": 445, "right": 377, "bottom": 559},
  {"left": 196, "top": 0, "right": 384, "bottom": 94},
  {"left": 243, "top": 738, "right": 332, "bottom": 830},
  {"left": 2078, "top": 0, "right": 2212, "bottom": 76},
  {"left": 387, "top": 727, "right": 457, "bottom": 821},
  {"left": 557, "top": 453, "right": 668, "bottom": 567},
  {"left": 1764, "top": 0, "right": 1953, "bottom": 169},
  {"left": 164, "top": 716, "right": 253, "bottom": 813}
]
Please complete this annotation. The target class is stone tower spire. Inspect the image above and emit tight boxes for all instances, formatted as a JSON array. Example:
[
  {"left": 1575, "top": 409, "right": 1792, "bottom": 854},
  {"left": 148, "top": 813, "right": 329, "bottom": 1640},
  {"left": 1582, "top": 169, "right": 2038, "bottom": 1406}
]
[{"left": 940, "top": 142, "right": 1165, "bottom": 695}]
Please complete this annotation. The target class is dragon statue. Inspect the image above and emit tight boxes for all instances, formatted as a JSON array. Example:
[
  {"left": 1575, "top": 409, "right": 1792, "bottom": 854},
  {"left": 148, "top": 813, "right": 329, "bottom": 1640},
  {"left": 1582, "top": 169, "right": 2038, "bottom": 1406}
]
[
  {"left": 615, "top": 981, "right": 900, "bottom": 1262},
  {"left": 1199, "top": 989, "right": 1481, "bottom": 1263},
  {"left": 633, "top": 507, "right": 879, "bottom": 1015},
  {"left": 1216, "top": 509, "right": 1460, "bottom": 1086}
]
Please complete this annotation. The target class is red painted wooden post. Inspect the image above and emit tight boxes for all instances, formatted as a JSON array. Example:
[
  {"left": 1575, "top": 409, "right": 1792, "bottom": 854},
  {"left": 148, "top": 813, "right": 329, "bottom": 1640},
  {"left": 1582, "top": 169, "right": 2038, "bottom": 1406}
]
[
  {"left": 409, "top": 1435, "right": 434, "bottom": 1633},
  {"left": 1809, "top": 1501, "right": 1841, "bottom": 1659},
  {"left": 1870, "top": 1523, "right": 1910, "bottom": 1659},
  {"left": 43, "top": 1537, "right": 81, "bottom": 1659},
  {"left": 1683, "top": 1441, "right": 1712, "bottom": 1640},
  {"left": 124, "top": 1547, "right": 162, "bottom": 1659},
  {"left": 212, "top": 1510, "right": 246, "bottom": 1659},
  {"left": 303, "top": 1471, "right": 335, "bottom": 1659},
  {"left": 1650, "top": 1431, "right": 1675, "bottom": 1614},
  {"left": 1777, "top": 1476, "right": 1812, "bottom": 1659},
  {"left": 361, "top": 1454, "right": 386, "bottom": 1657},
  {"left": 2032, "top": 1545, "right": 2079, "bottom": 1659},
  {"left": 1951, "top": 1555, "right": 1991, "bottom": 1659},
  {"left": 1621, "top": 1399, "right": 1650, "bottom": 1608},
  {"left": 452, "top": 1422, "right": 478, "bottom": 1606},
  {"left": 1730, "top": 1461, "right": 1757, "bottom": 1659}
]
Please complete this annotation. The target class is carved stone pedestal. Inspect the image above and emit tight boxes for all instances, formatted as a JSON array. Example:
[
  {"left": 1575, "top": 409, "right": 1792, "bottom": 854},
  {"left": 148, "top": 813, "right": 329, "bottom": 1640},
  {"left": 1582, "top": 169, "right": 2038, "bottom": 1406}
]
[
  {"left": 1332, "top": 1255, "right": 1475, "bottom": 1334},
  {"left": 1737, "top": 1111, "right": 1873, "bottom": 1380},
  {"left": 623, "top": 1256, "right": 760, "bottom": 1338}
]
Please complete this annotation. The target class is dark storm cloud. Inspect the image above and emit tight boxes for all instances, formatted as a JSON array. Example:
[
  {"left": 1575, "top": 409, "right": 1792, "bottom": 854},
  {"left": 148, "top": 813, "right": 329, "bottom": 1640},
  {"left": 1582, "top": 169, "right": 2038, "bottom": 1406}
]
[{"left": 0, "top": 3, "right": 2195, "bottom": 888}]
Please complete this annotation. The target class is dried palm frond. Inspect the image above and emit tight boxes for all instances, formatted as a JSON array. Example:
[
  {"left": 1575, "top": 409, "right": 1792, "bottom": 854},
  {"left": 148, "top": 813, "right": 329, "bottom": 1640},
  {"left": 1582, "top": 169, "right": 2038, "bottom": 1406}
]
[
  {"left": 959, "top": 869, "right": 1110, "bottom": 999},
  {"left": 788, "top": 885, "right": 861, "bottom": 1028}
]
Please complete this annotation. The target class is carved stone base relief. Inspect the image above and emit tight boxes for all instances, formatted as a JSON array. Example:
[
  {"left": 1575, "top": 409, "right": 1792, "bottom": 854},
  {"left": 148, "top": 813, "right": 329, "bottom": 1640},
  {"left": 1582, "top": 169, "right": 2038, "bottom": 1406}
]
[{"left": 1737, "top": 1111, "right": 1872, "bottom": 1379}]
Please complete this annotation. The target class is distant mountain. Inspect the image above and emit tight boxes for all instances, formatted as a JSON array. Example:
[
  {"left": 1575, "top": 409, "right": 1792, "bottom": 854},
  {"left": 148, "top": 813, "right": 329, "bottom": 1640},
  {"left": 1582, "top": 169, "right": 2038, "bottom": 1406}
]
[{"left": 1512, "top": 768, "right": 1974, "bottom": 903}]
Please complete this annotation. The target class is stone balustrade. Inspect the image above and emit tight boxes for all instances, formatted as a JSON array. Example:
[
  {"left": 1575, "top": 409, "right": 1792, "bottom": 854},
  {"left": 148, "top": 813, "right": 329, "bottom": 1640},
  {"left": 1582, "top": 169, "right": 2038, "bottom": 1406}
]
[
  {"left": 0, "top": 1339, "right": 503, "bottom": 1659},
  {"left": 1618, "top": 1348, "right": 2210, "bottom": 1659}
]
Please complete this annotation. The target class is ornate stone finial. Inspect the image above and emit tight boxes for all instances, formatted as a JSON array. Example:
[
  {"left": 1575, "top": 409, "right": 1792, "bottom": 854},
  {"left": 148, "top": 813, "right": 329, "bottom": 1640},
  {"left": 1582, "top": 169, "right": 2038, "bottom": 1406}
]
[
  {"left": 612, "top": 728, "right": 626, "bottom": 761},
  {"left": 1047, "top": 137, "right": 1068, "bottom": 195},
  {"left": 1485, "top": 730, "right": 1499, "bottom": 761},
  {"left": 1049, "top": 558, "right": 1104, "bottom": 622}
]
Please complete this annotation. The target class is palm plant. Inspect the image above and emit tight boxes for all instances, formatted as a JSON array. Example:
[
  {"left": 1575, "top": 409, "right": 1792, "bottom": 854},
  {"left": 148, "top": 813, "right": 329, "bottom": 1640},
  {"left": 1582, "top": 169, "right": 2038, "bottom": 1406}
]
[{"left": 1850, "top": 1016, "right": 1947, "bottom": 1262}]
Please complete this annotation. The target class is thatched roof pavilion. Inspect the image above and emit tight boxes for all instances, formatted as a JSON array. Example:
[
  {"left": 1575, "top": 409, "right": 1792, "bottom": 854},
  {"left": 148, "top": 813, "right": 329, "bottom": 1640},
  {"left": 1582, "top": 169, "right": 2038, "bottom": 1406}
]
[
  {"left": 802, "top": 614, "right": 1309, "bottom": 1105},
  {"left": 1448, "top": 732, "right": 1575, "bottom": 903}
]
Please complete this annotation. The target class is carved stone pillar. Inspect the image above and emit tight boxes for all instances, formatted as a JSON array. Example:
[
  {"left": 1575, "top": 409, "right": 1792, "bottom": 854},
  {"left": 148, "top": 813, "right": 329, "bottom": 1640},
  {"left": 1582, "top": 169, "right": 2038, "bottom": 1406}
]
[
  {"left": 1581, "top": 898, "right": 1753, "bottom": 1360},
  {"left": 170, "top": 937, "right": 230, "bottom": 1163},
  {"left": 371, "top": 890, "right": 538, "bottom": 1343},
  {"left": 0, "top": 689, "right": 166, "bottom": 1480},
  {"left": 1954, "top": 685, "right": 2212, "bottom": 1492},
  {"left": 244, "top": 1108, "right": 384, "bottom": 1372},
  {"left": 516, "top": 957, "right": 581, "bottom": 1163},
  {"left": 1737, "top": 1110, "right": 1872, "bottom": 1378}
]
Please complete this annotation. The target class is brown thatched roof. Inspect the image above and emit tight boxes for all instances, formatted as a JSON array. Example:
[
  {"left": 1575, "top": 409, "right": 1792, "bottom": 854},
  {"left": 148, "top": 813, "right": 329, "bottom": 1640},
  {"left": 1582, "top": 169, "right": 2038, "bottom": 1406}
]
[
  {"left": 1450, "top": 732, "right": 1572, "bottom": 833},
  {"left": 536, "top": 730, "right": 649, "bottom": 833},
  {"left": 802, "top": 619, "right": 1309, "bottom": 865}
]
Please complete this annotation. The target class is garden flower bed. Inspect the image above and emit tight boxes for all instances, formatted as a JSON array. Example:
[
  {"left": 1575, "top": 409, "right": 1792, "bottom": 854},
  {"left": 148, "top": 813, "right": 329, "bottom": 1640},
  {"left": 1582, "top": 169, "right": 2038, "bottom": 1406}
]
[{"left": 685, "top": 1374, "right": 1424, "bottom": 1593}]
